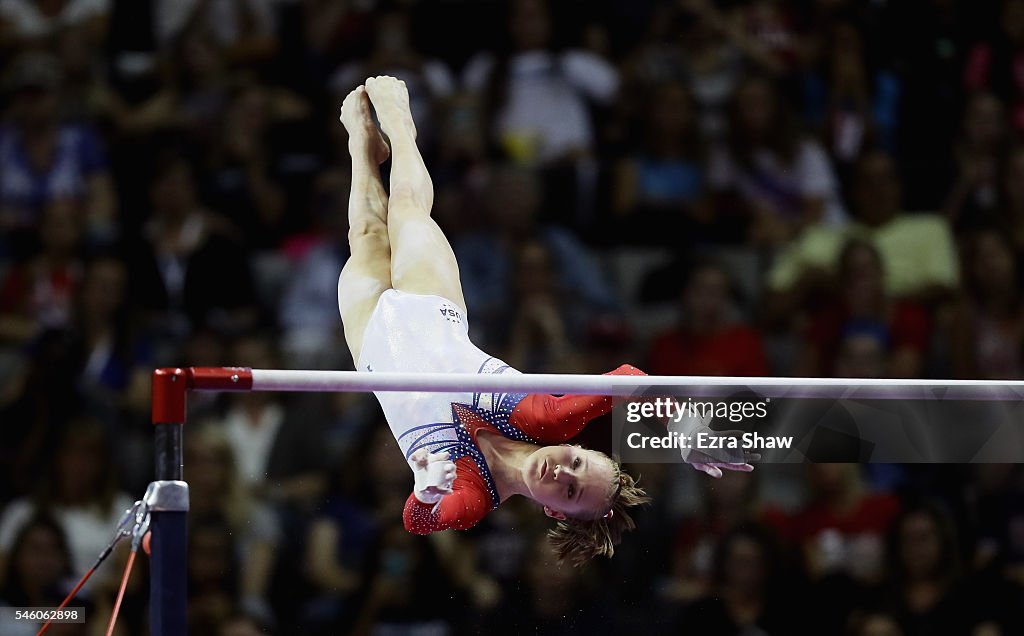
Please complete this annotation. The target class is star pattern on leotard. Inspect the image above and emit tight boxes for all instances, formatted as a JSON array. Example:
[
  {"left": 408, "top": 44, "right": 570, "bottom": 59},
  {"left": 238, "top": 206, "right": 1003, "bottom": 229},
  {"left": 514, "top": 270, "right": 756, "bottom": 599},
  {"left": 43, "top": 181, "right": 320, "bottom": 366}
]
[
  {"left": 471, "top": 394, "right": 534, "bottom": 442},
  {"left": 471, "top": 358, "right": 532, "bottom": 438},
  {"left": 450, "top": 403, "right": 503, "bottom": 509}
]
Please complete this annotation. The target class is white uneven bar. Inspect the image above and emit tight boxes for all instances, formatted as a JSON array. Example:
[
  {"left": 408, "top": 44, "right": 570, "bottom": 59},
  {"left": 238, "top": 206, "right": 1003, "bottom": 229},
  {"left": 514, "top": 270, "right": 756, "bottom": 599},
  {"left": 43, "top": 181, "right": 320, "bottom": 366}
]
[{"left": 246, "top": 369, "right": 1024, "bottom": 400}]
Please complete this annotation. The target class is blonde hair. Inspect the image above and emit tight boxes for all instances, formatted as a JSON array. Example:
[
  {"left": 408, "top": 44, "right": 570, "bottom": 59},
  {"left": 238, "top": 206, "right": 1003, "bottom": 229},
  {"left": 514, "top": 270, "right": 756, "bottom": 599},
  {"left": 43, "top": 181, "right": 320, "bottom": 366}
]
[{"left": 547, "top": 460, "right": 651, "bottom": 567}]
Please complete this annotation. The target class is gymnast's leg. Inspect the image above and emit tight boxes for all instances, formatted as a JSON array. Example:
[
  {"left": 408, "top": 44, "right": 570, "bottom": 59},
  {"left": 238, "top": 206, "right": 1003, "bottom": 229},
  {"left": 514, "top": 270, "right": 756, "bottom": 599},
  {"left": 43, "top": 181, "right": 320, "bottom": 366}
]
[
  {"left": 337, "top": 86, "right": 393, "bottom": 363},
  {"left": 364, "top": 75, "right": 468, "bottom": 315}
]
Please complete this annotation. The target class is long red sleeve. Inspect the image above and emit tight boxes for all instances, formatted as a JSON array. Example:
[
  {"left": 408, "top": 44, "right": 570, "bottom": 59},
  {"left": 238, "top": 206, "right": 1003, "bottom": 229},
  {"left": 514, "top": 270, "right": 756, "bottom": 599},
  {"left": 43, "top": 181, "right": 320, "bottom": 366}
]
[
  {"left": 402, "top": 457, "right": 493, "bottom": 534},
  {"left": 509, "top": 364, "right": 647, "bottom": 443}
]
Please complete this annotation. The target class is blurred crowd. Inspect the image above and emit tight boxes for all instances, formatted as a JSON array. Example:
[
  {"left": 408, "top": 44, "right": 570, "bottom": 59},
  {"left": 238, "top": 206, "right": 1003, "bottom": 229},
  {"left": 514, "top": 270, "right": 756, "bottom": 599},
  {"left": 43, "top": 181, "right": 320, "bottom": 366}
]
[{"left": 0, "top": 0, "right": 1023, "bottom": 634}]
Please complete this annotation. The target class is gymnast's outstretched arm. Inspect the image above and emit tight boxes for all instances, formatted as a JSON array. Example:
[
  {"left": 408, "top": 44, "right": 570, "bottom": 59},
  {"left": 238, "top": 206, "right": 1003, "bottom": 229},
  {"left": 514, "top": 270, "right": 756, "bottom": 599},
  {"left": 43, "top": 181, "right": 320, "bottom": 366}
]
[
  {"left": 511, "top": 364, "right": 650, "bottom": 442},
  {"left": 517, "top": 364, "right": 756, "bottom": 476}
]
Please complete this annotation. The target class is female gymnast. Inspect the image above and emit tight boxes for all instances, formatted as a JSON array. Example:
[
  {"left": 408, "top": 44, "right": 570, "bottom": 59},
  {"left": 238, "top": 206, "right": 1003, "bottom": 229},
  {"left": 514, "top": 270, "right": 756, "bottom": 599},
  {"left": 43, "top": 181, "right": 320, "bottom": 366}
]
[{"left": 336, "top": 76, "right": 754, "bottom": 564}]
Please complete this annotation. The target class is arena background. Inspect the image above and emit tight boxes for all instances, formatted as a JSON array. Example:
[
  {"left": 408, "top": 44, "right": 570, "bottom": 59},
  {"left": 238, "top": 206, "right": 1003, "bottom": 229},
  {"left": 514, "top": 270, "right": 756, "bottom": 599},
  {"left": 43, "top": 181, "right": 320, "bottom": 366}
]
[{"left": 0, "top": 0, "right": 1022, "bottom": 634}]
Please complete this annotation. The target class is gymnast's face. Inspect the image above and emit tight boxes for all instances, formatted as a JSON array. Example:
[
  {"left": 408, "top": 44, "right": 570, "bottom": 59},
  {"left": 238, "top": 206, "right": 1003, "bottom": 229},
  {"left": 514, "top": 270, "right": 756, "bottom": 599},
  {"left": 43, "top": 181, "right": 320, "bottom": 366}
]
[{"left": 523, "top": 445, "right": 616, "bottom": 521}]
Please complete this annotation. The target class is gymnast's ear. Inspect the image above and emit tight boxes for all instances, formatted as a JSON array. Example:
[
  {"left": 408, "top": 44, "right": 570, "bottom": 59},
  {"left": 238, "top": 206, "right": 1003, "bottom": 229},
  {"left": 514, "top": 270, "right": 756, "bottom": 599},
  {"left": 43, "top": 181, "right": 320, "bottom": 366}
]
[{"left": 543, "top": 506, "right": 567, "bottom": 521}]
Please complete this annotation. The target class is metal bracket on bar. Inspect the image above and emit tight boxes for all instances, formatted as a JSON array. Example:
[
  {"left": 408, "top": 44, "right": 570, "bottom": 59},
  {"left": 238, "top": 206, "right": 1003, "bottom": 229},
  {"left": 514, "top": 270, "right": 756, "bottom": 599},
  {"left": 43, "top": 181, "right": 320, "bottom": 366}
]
[{"left": 143, "top": 480, "right": 190, "bottom": 512}]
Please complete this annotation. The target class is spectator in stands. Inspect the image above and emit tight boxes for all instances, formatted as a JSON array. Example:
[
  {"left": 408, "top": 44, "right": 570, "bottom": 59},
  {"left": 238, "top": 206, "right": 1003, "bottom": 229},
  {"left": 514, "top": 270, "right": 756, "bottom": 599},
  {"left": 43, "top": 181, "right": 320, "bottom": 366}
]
[
  {"left": 998, "top": 145, "right": 1024, "bottom": 255},
  {"left": 649, "top": 261, "right": 769, "bottom": 377},
  {"left": 681, "top": 0, "right": 787, "bottom": 76},
  {"left": 454, "top": 165, "right": 618, "bottom": 347},
  {"left": 52, "top": 17, "right": 111, "bottom": 125},
  {"left": 0, "top": 52, "right": 117, "bottom": 243},
  {"left": 619, "top": 3, "right": 692, "bottom": 90},
  {"left": 574, "top": 314, "right": 638, "bottom": 375},
  {"left": 889, "top": 0, "right": 971, "bottom": 211},
  {"left": 951, "top": 228, "right": 1024, "bottom": 379},
  {"left": 944, "top": 93, "right": 1010, "bottom": 231},
  {"left": 802, "top": 467, "right": 897, "bottom": 631},
  {"left": 504, "top": 239, "right": 581, "bottom": 372},
  {"left": 220, "top": 334, "right": 327, "bottom": 510},
  {"left": 154, "top": 0, "right": 278, "bottom": 65},
  {"left": 0, "top": 511, "right": 112, "bottom": 635},
  {"left": 70, "top": 256, "right": 151, "bottom": 420},
  {"left": 300, "top": 426, "right": 379, "bottom": 633},
  {"left": 621, "top": 1, "right": 774, "bottom": 141},
  {"left": 349, "top": 519, "right": 458, "bottom": 635},
  {"left": 0, "top": 200, "right": 82, "bottom": 346},
  {"left": 797, "top": 240, "right": 930, "bottom": 378},
  {"left": 302, "top": 0, "right": 377, "bottom": 67},
  {"left": 187, "top": 424, "right": 280, "bottom": 624},
  {"left": 128, "top": 154, "right": 257, "bottom": 337},
  {"left": 883, "top": 502, "right": 1000, "bottom": 635},
  {"left": 0, "top": 328, "right": 86, "bottom": 500},
  {"left": 277, "top": 166, "right": 349, "bottom": 369},
  {"left": 958, "top": 464, "right": 1023, "bottom": 570},
  {"left": 104, "top": 26, "right": 232, "bottom": 147},
  {"left": 0, "top": 0, "right": 110, "bottom": 51},
  {"left": 664, "top": 470, "right": 767, "bottom": 603},
  {"left": 769, "top": 149, "right": 959, "bottom": 305},
  {"left": 5, "top": 253, "right": 152, "bottom": 494},
  {"left": 964, "top": 0, "right": 1024, "bottom": 134},
  {"left": 0, "top": 514, "right": 74, "bottom": 636},
  {"left": 0, "top": 420, "right": 133, "bottom": 586},
  {"left": 804, "top": 19, "right": 901, "bottom": 175},
  {"left": 485, "top": 534, "right": 607, "bottom": 635},
  {"left": 187, "top": 516, "right": 241, "bottom": 635},
  {"left": 677, "top": 521, "right": 803, "bottom": 634},
  {"left": 205, "top": 80, "right": 302, "bottom": 249},
  {"left": 464, "top": 0, "right": 618, "bottom": 168},
  {"left": 947, "top": 465, "right": 1024, "bottom": 634},
  {"left": 728, "top": 0, "right": 807, "bottom": 75},
  {"left": 789, "top": 464, "right": 899, "bottom": 582},
  {"left": 463, "top": 0, "right": 618, "bottom": 227},
  {"left": 709, "top": 74, "right": 847, "bottom": 245},
  {"left": 612, "top": 82, "right": 715, "bottom": 242},
  {"left": 832, "top": 322, "right": 890, "bottom": 379},
  {"left": 329, "top": 8, "right": 455, "bottom": 150}
]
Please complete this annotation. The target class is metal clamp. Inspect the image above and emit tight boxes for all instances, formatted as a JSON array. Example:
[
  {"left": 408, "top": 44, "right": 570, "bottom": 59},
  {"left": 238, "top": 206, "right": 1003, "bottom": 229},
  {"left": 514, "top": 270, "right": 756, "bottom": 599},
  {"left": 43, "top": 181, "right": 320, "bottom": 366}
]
[
  {"left": 113, "top": 503, "right": 139, "bottom": 541},
  {"left": 129, "top": 500, "right": 151, "bottom": 551},
  {"left": 94, "top": 498, "right": 150, "bottom": 563},
  {"left": 143, "top": 480, "right": 190, "bottom": 512}
]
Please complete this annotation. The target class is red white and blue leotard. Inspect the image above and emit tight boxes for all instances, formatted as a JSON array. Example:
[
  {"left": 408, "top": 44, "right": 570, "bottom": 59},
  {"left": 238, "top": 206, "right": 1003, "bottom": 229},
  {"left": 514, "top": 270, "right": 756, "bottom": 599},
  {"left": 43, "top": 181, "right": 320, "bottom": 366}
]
[{"left": 354, "top": 289, "right": 645, "bottom": 534}]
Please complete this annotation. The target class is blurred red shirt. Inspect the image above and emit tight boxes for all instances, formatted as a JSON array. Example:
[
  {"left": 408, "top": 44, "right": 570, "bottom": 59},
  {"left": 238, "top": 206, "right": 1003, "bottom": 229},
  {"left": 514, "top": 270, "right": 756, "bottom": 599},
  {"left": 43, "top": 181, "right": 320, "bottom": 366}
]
[
  {"left": 648, "top": 325, "right": 770, "bottom": 377},
  {"left": 806, "top": 300, "right": 930, "bottom": 374}
]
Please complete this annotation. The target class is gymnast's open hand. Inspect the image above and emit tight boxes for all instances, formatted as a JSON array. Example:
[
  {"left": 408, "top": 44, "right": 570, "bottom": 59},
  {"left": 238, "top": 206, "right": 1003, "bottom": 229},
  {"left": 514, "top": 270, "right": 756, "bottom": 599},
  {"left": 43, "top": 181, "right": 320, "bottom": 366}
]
[
  {"left": 667, "top": 408, "right": 760, "bottom": 479},
  {"left": 409, "top": 449, "right": 457, "bottom": 506}
]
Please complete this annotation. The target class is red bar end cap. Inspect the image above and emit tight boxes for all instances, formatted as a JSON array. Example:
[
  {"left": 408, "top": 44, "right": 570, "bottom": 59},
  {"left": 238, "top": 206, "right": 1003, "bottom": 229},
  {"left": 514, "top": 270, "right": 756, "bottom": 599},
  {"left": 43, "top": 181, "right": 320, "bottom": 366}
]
[{"left": 152, "top": 368, "right": 187, "bottom": 424}]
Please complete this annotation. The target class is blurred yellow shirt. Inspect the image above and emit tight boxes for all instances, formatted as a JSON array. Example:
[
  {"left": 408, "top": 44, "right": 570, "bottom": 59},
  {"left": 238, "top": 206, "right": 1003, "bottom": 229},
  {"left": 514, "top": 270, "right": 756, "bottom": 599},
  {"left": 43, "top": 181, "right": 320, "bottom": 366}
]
[{"left": 768, "top": 214, "right": 959, "bottom": 297}]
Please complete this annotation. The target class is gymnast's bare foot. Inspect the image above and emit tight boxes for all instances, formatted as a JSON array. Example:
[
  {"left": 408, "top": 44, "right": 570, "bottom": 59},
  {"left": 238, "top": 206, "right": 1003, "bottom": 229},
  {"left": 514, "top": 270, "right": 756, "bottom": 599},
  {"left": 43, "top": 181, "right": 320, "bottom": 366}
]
[
  {"left": 340, "top": 85, "right": 390, "bottom": 165},
  {"left": 364, "top": 75, "right": 417, "bottom": 140}
]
